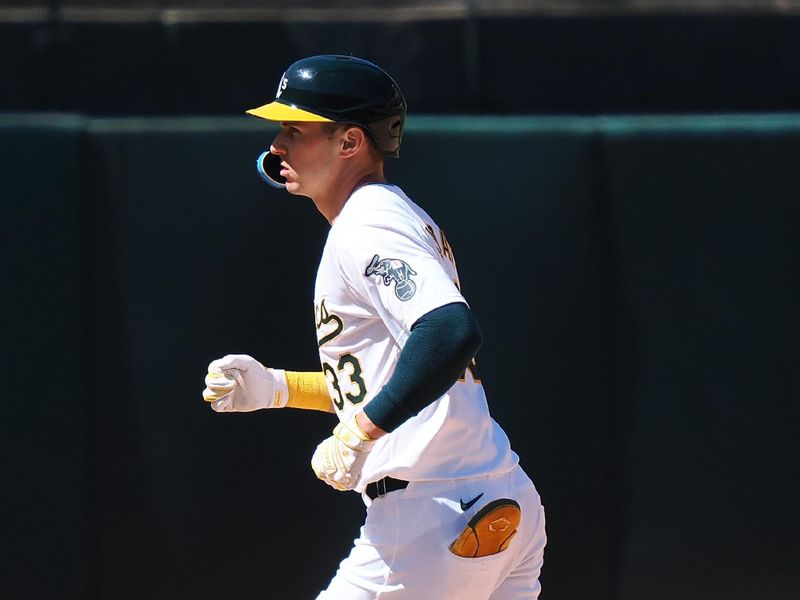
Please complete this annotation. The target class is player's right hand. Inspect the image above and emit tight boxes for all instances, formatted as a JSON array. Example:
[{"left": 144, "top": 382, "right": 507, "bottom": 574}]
[{"left": 203, "top": 354, "right": 288, "bottom": 412}]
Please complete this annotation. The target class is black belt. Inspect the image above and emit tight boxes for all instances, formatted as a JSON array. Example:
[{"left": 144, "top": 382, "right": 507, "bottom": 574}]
[{"left": 365, "top": 476, "right": 410, "bottom": 500}]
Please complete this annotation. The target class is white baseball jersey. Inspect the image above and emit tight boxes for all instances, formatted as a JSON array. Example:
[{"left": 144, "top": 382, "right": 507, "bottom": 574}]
[{"left": 314, "top": 183, "right": 518, "bottom": 492}]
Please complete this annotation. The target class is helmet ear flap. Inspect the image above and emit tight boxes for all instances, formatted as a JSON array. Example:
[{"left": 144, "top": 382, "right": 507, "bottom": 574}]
[
  {"left": 367, "top": 114, "right": 404, "bottom": 158},
  {"left": 256, "top": 151, "right": 287, "bottom": 188}
]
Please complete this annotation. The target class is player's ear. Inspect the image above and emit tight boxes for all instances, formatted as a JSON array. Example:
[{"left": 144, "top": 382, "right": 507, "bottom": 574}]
[{"left": 340, "top": 126, "right": 366, "bottom": 158}]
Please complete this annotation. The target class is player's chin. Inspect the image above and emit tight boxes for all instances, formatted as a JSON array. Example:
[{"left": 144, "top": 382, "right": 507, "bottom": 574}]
[{"left": 284, "top": 180, "right": 303, "bottom": 195}]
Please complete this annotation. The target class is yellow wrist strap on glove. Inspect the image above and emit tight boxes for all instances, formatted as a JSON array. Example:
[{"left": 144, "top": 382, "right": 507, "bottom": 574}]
[
  {"left": 285, "top": 371, "right": 335, "bottom": 413},
  {"left": 334, "top": 413, "right": 374, "bottom": 446}
]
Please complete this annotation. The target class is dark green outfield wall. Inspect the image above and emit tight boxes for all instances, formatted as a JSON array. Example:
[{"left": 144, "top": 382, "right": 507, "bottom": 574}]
[
  {"left": 2, "top": 114, "right": 798, "bottom": 600},
  {"left": 1, "top": 115, "right": 89, "bottom": 600}
]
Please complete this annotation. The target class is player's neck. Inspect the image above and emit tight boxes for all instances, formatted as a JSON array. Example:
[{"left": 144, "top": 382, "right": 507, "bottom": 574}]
[{"left": 315, "top": 163, "right": 386, "bottom": 224}]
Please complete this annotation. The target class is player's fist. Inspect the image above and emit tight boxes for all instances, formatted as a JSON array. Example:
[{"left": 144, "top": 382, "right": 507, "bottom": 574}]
[
  {"left": 202, "top": 354, "right": 288, "bottom": 412},
  {"left": 311, "top": 414, "right": 375, "bottom": 491}
]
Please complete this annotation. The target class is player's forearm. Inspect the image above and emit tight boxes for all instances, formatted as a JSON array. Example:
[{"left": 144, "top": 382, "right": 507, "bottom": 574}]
[
  {"left": 363, "top": 302, "right": 482, "bottom": 433},
  {"left": 355, "top": 410, "right": 388, "bottom": 439},
  {"left": 285, "top": 371, "right": 336, "bottom": 413}
]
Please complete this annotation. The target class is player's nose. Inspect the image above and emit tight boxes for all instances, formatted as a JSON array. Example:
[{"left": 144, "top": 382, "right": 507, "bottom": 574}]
[
  {"left": 269, "top": 131, "right": 287, "bottom": 155},
  {"left": 269, "top": 139, "right": 286, "bottom": 156}
]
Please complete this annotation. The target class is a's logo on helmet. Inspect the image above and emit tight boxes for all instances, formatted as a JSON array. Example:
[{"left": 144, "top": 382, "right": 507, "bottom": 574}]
[
  {"left": 365, "top": 254, "right": 418, "bottom": 301},
  {"left": 276, "top": 74, "right": 288, "bottom": 98}
]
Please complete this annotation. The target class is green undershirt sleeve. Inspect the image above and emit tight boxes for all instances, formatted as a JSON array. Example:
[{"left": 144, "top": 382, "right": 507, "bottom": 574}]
[{"left": 363, "top": 302, "right": 483, "bottom": 433}]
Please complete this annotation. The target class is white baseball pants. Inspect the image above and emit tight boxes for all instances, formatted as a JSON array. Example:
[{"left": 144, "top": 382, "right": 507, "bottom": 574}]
[{"left": 317, "top": 465, "right": 546, "bottom": 600}]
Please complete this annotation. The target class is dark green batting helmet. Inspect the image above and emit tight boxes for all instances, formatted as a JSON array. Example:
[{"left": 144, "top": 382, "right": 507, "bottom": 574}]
[{"left": 248, "top": 55, "right": 407, "bottom": 158}]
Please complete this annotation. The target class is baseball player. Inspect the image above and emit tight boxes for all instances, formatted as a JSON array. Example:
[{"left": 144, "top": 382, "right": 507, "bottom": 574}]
[{"left": 203, "top": 55, "right": 546, "bottom": 599}]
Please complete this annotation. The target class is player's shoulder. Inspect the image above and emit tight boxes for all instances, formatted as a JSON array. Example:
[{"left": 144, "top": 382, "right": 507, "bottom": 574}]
[
  {"left": 347, "top": 183, "right": 410, "bottom": 214},
  {"left": 336, "top": 183, "right": 422, "bottom": 230}
]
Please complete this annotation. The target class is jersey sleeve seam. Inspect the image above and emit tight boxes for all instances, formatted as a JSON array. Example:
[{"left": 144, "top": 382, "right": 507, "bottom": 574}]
[{"left": 402, "top": 296, "right": 469, "bottom": 332}]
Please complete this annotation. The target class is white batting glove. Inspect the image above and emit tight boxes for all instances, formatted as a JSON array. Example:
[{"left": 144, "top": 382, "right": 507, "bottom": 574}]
[
  {"left": 311, "top": 414, "right": 375, "bottom": 491},
  {"left": 202, "top": 354, "right": 288, "bottom": 412}
]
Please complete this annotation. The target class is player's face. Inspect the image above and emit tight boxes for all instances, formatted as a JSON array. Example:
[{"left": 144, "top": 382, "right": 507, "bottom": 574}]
[{"left": 269, "top": 122, "right": 341, "bottom": 197}]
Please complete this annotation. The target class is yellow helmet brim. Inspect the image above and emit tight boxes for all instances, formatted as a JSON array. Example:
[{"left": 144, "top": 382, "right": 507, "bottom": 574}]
[{"left": 246, "top": 101, "right": 333, "bottom": 122}]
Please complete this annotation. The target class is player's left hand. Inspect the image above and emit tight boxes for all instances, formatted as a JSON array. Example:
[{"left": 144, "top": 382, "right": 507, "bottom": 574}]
[{"left": 311, "top": 414, "right": 375, "bottom": 491}]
